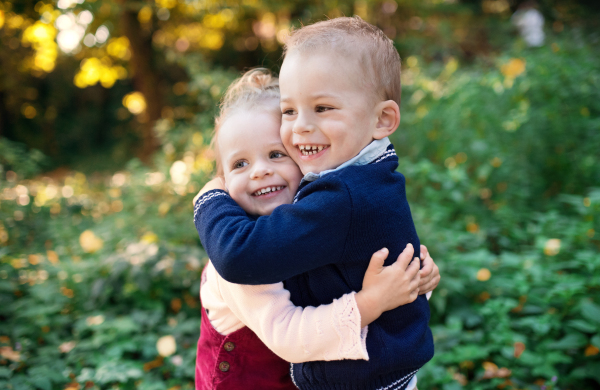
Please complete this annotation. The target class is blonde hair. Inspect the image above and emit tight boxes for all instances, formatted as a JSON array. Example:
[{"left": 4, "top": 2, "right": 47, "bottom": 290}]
[
  {"left": 284, "top": 16, "right": 401, "bottom": 108},
  {"left": 213, "top": 68, "right": 280, "bottom": 176}
]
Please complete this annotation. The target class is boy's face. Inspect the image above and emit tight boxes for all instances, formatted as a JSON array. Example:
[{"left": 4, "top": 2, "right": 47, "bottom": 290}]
[
  {"left": 279, "top": 49, "right": 379, "bottom": 175},
  {"left": 219, "top": 109, "right": 303, "bottom": 216}
]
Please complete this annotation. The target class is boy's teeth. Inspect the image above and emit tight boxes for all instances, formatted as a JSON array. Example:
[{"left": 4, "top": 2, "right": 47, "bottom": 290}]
[{"left": 299, "top": 145, "right": 327, "bottom": 155}]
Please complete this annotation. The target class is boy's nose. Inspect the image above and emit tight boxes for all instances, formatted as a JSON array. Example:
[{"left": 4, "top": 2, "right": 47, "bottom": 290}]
[{"left": 292, "top": 113, "right": 315, "bottom": 134}]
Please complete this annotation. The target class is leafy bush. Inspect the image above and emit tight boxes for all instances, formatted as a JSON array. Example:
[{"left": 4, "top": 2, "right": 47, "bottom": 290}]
[{"left": 393, "top": 32, "right": 600, "bottom": 389}]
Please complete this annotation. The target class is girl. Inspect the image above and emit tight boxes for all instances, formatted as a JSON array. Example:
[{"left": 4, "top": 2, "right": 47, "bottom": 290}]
[{"left": 195, "top": 69, "right": 439, "bottom": 390}]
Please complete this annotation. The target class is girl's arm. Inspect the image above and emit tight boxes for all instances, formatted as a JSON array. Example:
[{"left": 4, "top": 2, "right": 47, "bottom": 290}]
[{"left": 213, "top": 245, "right": 421, "bottom": 363}]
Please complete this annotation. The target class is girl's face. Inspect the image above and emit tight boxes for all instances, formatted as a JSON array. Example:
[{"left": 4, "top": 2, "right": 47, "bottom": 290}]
[{"left": 218, "top": 108, "right": 303, "bottom": 216}]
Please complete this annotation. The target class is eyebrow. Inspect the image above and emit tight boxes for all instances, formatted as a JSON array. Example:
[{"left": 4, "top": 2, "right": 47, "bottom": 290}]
[
  {"left": 280, "top": 92, "right": 341, "bottom": 103},
  {"left": 225, "top": 141, "right": 285, "bottom": 160}
]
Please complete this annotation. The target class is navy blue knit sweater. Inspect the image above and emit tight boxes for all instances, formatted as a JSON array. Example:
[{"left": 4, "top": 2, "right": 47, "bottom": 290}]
[{"left": 194, "top": 145, "right": 434, "bottom": 390}]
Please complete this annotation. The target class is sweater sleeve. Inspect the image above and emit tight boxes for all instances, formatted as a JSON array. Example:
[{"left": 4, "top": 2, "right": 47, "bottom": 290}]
[
  {"left": 214, "top": 267, "right": 369, "bottom": 363},
  {"left": 194, "top": 182, "right": 352, "bottom": 285}
]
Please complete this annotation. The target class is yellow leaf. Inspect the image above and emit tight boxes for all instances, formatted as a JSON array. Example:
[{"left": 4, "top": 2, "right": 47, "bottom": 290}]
[
  {"left": 79, "top": 230, "right": 104, "bottom": 253},
  {"left": 0, "top": 346, "right": 20, "bottom": 361},
  {"left": 514, "top": 341, "right": 526, "bottom": 358},
  {"left": 585, "top": 345, "right": 599, "bottom": 356},
  {"left": 544, "top": 239, "right": 561, "bottom": 256},
  {"left": 477, "top": 268, "right": 491, "bottom": 281},
  {"left": 157, "top": 335, "right": 176, "bottom": 357},
  {"left": 500, "top": 58, "right": 526, "bottom": 79},
  {"left": 141, "top": 232, "right": 158, "bottom": 244}
]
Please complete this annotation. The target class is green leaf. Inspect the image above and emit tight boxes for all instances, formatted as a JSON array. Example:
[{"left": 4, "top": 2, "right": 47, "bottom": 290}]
[
  {"left": 29, "top": 377, "right": 51, "bottom": 390},
  {"left": 567, "top": 319, "right": 597, "bottom": 333},
  {"left": 571, "top": 363, "right": 600, "bottom": 381},
  {"left": 0, "top": 367, "right": 12, "bottom": 379},
  {"left": 581, "top": 301, "right": 600, "bottom": 324},
  {"left": 546, "top": 333, "right": 587, "bottom": 349}
]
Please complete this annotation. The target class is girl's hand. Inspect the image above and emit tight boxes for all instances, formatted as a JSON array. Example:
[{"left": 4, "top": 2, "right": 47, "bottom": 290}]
[
  {"left": 355, "top": 244, "right": 421, "bottom": 328},
  {"left": 418, "top": 245, "right": 440, "bottom": 295},
  {"left": 192, "top": 177, "right": 226, "bottom": 205}
]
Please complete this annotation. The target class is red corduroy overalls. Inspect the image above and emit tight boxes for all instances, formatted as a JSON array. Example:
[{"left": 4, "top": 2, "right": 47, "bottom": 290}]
[{"left": 195, "top": 266, "right": 297, "bottom": 390}]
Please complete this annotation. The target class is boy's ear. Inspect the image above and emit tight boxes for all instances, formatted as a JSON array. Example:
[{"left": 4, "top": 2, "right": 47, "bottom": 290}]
[{"left": 373, "top": 100, "right": 400, "bottom": 140}]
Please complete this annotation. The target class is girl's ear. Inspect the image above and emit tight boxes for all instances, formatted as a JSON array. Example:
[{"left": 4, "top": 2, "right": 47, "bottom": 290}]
[{"left": 373, "top": 100, "right": 400, "bottom": 140}]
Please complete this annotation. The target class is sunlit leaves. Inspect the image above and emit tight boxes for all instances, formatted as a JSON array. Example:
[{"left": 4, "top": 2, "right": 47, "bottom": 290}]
[
  {"left": 74, "top": 57, "right": 127, "bottom": 88},
  {"left": 22, "top": 21, "right": 58, "bottom": 73},
  {"left": 122, "top": 92, "right": 147, "bottom": 114},
  {"left": 106, "top": 37, "right": 131, "bottom": 60}
]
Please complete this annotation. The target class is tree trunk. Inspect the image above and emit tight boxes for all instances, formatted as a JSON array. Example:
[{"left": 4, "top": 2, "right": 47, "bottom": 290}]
[{"left": 119, "top": 2, "right": 163, "bottom": 164}]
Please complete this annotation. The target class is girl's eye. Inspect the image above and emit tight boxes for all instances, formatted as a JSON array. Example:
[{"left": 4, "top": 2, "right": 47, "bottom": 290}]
[
  {"left": 233, "top": 160, "right": 248, "bottom": 169},
  {"left": 315, "top": 106, "right": 332, "bottom": 113},
  {"left": 270, "top": 151, "right": 286, "bottom": 159},
  {"left": 282, "top": 108, "right": 296, "bottom": 115}
]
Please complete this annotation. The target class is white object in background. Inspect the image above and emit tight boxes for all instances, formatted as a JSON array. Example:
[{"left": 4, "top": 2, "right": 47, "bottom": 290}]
[{"left": 512, "top": 8, "right": 545, "bottom": 47}]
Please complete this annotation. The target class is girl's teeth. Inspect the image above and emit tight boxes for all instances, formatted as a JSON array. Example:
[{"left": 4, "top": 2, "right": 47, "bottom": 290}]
[{"left": 255, "top": 186, "right": 285, "bottom": 196}]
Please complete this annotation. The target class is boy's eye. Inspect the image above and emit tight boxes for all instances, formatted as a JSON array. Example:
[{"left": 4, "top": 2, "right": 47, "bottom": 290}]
[
  {"left": 233, "top": 160, "right": 248, "bottom": 169},
  {"left": 270, "top": 151, "right": 286, "bottom": 159},
  {"left": 315, "top": 106, "right": 332, "bottom": 113},
  {"left": 282, "top": 108, "right": 296, "bottom": 115}
]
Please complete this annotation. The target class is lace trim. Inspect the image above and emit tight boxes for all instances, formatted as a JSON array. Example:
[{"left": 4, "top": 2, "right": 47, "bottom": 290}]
[
  {"left": 331, "top": 292, "right": 369, "bottom": 360},
  {"left": 193, "top": 191, "right": 228, "bottom": 222}
]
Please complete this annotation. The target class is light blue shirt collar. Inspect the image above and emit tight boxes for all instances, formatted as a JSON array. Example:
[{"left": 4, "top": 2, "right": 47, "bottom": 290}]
[{"left": 302, "top": 137, "right": 391, "bottom": 182}]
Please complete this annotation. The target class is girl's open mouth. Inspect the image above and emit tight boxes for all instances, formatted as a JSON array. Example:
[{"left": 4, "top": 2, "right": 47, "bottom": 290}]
[{"left": 252, "top": 186, "right": 285, "bottom": 197}]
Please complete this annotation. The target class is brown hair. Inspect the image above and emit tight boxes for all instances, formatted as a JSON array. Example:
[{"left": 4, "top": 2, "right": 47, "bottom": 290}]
[
  {"left": 284, "top": 16, "right": 401, "bottom": 108},
  {"left": 212, "top": 68, "right": 280, "bottom": 176}
]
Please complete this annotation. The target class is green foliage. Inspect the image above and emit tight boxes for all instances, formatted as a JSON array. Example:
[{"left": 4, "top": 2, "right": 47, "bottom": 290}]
[
  {"left": 0, "top": 63, "right": 227, "bottom": 390},
  {"left": 391, "top": 32, "right": 600, "bottom": 389},
  {"left": 1, "top": 13, "right": 600, "bottom": 390},
  {"left": 0, "top": 138, "right": 47, "bottom": 179}
]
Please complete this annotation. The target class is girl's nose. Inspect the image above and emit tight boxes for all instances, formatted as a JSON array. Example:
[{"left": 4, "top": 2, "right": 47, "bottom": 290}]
[{"left": 250, "top": 162, "right": 274, "bottom": 179}]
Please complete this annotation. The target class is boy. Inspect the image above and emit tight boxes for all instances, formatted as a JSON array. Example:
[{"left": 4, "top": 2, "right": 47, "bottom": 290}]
[{"left": 195, "top": 17, "right": 434, "bottom": 390}]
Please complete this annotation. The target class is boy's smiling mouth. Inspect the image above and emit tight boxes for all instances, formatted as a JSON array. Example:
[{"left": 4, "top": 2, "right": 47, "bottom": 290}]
[
  {"left": 297, "top": 144, "right": 329, "bottom": 156},
  {"left": 252, "top": 185, "right": 286, "bottom": 197}
]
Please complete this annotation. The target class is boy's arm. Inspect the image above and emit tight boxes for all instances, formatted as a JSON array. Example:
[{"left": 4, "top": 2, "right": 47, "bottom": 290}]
[
  {"left": 194, "top": 182, "right": 352, "bottom": 285},
  {"left": 213, "top": 245, "right": 421, "bottom": 363},
  {"left": 216, "top": 276, "right": 368, "bottom": 363}
]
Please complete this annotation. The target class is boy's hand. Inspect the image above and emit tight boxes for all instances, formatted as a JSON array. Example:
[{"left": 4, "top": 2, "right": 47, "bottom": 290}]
[
  {"left": 418, "top": 245, "right": 440, "bottom": 295},
  {"left": 355, "top": 244, "right": 420, "bottom": 327},
  {"left": 192, "top": 177, "right": 226, "bottom": 205}
]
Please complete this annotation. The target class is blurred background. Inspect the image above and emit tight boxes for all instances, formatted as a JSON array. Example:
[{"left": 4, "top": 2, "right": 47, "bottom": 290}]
[{"left": 1, "top": 0, "right": 599, "bottom": 389}]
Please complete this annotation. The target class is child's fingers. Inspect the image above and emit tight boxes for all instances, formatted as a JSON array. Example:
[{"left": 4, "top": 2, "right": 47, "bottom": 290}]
[
  {"left": 394, "top": 243, "right": 415, "bottom": 270},
  {"left": 405, "top": 257, "right": 420, "bottom": 279},
  {"left": 366, "top": 248, "right": 389, "bottom": 274},
  {"left": 420, "top": 245, "right": 429, "bottom": 260},
  {"left": 419, "top": 255, "right": 433, "bottom": 278}
]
